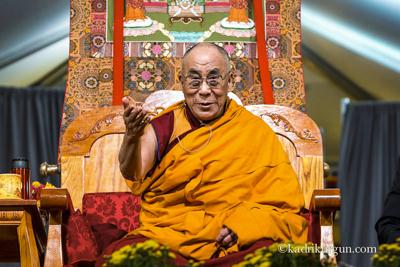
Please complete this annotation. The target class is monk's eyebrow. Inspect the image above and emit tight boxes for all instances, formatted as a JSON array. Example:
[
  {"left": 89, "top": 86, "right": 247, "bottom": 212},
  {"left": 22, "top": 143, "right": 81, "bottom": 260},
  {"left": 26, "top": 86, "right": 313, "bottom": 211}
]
[
  {"left": 187, "top": 69, "right": 201, "bottom": 78},
  {"left": 207, "top": 68, "right": 221, "bottom": 76},
  {"left": 187, "top": 68, "right": 221, "bottom": 77}
]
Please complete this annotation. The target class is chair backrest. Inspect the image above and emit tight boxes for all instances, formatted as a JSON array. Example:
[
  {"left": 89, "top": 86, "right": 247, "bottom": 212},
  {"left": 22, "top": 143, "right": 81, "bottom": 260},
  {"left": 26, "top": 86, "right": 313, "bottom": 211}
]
[{"left": 61, "top": 91, "right": 323, "bottom": 210}]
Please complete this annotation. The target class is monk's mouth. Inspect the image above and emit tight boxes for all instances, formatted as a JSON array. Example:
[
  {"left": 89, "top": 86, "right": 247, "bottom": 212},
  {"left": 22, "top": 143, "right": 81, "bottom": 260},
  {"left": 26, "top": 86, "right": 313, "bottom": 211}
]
[{"left": 198, "top": 103, "right": 214, "bottom": 107}]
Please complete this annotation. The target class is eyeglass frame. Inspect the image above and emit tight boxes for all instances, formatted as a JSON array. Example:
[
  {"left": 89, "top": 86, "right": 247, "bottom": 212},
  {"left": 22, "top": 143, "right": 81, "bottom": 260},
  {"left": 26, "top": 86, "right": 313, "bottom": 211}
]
[{"left": 180, "top": 71, "right": 230, "bottom": 90}]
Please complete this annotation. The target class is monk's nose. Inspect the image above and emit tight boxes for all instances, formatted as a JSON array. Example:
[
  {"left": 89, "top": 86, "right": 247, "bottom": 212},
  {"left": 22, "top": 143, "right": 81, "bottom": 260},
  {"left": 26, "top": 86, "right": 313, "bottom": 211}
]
[{"left": 198, "top": 81, "right": 212, "bottom": 96}]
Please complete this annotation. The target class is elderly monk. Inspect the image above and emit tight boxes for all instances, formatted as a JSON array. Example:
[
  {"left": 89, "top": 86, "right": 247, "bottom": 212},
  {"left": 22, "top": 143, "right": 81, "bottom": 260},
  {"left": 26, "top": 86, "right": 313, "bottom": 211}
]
[{"left": 99, "top": 43, "right": 307, "bottom": 265}]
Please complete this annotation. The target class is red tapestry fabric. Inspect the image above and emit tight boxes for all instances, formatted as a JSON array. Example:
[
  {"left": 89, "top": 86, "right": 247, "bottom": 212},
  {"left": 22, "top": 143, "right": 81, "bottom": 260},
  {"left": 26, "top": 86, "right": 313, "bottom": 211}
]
[{"left": 82, "top": 192, "right": 141, "bottom": 232}]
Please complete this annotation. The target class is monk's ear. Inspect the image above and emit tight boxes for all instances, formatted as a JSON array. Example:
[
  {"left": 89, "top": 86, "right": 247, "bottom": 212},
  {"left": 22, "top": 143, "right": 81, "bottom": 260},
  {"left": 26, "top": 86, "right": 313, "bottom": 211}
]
[
  {"left": 227, "top": 72, "right": 234, "bottom": 92},
  {"left": 179, "top": 72, "right": 184, "bottom": 84}
]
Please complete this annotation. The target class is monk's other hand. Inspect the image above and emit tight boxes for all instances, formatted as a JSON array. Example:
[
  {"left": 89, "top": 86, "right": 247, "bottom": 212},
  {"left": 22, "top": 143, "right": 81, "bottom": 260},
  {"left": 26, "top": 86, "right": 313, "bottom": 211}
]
[
  {"left": 216, "top": 226, "right": 238, "bottom": 248},
  {"left": 122, "top": 96, "right": 151, "bottom": 138}
]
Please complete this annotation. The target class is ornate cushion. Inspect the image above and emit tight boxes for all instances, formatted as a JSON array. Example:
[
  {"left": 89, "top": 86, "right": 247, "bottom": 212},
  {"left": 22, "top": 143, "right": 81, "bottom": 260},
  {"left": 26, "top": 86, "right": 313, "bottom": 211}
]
[
  {"left": 64, "top": 209, "right": 99, "bottom": 265},
  {"left": 82, "top": 192, "right": 141, "bottom": 232}
]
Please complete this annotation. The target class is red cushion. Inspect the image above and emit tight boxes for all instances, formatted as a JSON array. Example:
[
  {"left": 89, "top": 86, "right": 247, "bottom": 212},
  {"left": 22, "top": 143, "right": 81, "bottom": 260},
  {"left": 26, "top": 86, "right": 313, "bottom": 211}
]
[
  {"left": 64, "top": 209, "right": 100, "bottom": 265},
  {"left": 82, "top": 192, "right": 141, "bottom": 232}
]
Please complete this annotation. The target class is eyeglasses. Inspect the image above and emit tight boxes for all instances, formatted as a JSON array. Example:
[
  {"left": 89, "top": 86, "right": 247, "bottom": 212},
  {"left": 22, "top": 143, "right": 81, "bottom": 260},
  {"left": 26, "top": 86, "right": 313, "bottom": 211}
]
[{"left": 181, "top": 73, "right": 229, "bottom": 90}]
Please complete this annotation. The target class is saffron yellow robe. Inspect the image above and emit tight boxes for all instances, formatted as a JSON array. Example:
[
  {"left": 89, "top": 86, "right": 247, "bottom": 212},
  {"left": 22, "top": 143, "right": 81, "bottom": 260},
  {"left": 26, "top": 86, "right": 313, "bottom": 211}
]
[{"left": 125, "top": 100, "right": 308, "bottom": 260}]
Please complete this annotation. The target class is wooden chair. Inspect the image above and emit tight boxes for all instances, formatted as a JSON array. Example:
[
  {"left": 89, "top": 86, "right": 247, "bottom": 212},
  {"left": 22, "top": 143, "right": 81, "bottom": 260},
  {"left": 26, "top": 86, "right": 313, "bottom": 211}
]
[{"left": 40, "top": 91, "right": 340, "bottom": 267}]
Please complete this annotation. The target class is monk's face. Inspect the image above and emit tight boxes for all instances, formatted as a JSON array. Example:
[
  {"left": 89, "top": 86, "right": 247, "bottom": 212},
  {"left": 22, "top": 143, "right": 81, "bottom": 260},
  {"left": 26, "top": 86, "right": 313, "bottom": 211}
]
[{"left": 181, "top": 46, "right": 230, "bottom": 122}]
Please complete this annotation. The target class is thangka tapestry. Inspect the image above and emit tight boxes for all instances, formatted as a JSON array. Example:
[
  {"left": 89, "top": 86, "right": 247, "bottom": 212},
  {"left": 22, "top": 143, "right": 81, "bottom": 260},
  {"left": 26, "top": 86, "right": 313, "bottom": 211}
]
[{"left": 63, "top": 0, "right": 305, "bottom": 135}]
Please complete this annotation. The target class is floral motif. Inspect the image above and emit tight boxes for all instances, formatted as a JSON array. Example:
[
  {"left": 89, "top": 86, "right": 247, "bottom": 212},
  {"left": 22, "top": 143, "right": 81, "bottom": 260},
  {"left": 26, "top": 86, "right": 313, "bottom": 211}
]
[
  {"left": 100, "top": 68, "right": 112, "bottom": 82},
  {"left": 142, "top": 42, "right": 173, "bottom": 58},
  {"left": 219, "top": 43, "right": 248, "bottom": 59},
  {"left": 272, "top": 77, "right": 286, "bottom": 90},
  {"left": 96, "top": 196, "right": 117, "bottom": 216},
  {"left": 267, "top": 37, "right": 280, "bottom": 49},
  {"left": 83, "top": 192, "right": 141, "bottom": 232},
  {"left": 232, "top": 59, "right": 250, "bottom": 92},
  {"left": 125, "top": 59, "right": 171, "bottom": 93},
  {"left": 84, "top": 76, "right": 99, "bottom": 89},
  {"left": 266, "top": 0, "right": 280, "bottom": 14},
  {"left": 92, "top": 0, "right": 106, "bottom": 13},
  {"left": 271, "top": 58, "right": 305, "bottom": 109},
  {"left": 92, "top": 35, "right": 105, "bottom": 48}
]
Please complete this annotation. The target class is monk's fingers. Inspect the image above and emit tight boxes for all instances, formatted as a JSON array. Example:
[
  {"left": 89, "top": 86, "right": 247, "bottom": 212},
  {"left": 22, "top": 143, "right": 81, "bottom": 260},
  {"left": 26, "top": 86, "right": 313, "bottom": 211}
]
[
  {"left": 226, "top": 241, "right": 236, "bottom": 248},
  {"left": 222, "top": 231, "right": 238, "bottom": 247},
  {"left": 131, "top": 110, "right": 149, "bottom": 128},
  {"left": 123, "top": 105, "right": 134, "bottom": 118},
  {"left": 137, "top": 116, "right": 150, "bottom": 130},
  {"left": 216, "top": 228, "right": 230, "bottom": 243},
  {"left": 126, "top": 107, "right": 145, "bottom": 124},
  {"left": 126, "top": 114, "right": 150, "bottom": 135},
  {"left": 123, "top": 96, "right": 141, "bottom": 109},
  {"left": 122, "top": 97, "right": 131, "bottom": 109},
  {"left": 139, "top": 115, "right": 151, "bottom": 126},
  {"left": 222, "top": 234, "right": 233, "bottom": 245},
  {"left": 128, "top": 118, "right": 145, "bottom": 131},
  {"left": 124, "top": 106, "right": 144, "bottom": 126}
]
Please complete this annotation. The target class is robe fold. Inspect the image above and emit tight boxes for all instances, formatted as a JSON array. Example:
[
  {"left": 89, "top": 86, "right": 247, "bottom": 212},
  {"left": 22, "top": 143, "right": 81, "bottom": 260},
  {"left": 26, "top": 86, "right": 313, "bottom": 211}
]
[{"left": 124, "top": 99, "right": 308, "bottom": 260}]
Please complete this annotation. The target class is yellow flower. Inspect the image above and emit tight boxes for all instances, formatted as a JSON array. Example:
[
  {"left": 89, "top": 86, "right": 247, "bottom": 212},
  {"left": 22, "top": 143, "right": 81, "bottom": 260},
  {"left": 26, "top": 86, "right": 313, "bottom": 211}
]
[
  {"left": 244, "top": 253, "right": 254, "bottom": 260},
  {"left": 249, "top": 255, "right": 262, "bottom": 264},
  {"left": 108, "top": 251, "right": 128, "bottom": 265},
  {"left": 168, "top": 252, "right": 176, "bottom": 259},
  {"left": 32, "top": 181, "right": 42, "bottom": 188},
  {"left": 45, "top": 182, "right": 56, "bottom": 188},
  {"left": 260, "top": 262, "right": 271, "bottom": 267},
  {"left": 142, "top": 239, "right": 160, "bottom": 250}
]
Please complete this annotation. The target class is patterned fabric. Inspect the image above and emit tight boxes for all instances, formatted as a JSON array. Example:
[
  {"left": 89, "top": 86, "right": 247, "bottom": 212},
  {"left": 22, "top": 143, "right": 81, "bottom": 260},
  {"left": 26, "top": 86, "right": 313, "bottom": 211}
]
[
  {"left": 64, "top": 209, "right": 100, "bottom": 265},
  {"left": 63, "top": 192, "right": 142, "bottom": 265},
  {"left": 62, "top": 0, "right": 306, "bottom": 141},
  {"left": 64, "top": 192, "right": 317, "bottom": 265},
  {"left": 82, "top": 192, "right": 141, "bottom": 232}
]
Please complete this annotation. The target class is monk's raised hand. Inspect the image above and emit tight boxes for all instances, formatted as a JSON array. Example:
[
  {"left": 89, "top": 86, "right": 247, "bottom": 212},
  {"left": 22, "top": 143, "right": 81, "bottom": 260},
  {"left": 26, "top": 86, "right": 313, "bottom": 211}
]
[
  {"left": 122, "top": 96, "right": 151, "bottom": 138},
  {"left": 216, "top": 226, "right": 237, "bottom": 248}
]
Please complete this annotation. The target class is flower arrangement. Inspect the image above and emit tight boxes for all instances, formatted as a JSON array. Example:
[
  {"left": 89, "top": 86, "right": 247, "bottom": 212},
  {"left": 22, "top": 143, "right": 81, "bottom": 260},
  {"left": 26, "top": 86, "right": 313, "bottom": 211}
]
[
  {"left": 104, "top": 240, "right": 177, "bottom": 267},
  {"left": 234, "top": 243, "right": 333, "bottom": 267},
  {"left": 372, "top": 241, "right": 400, "bottom": 267},
  {"left": 104, "top": 240, "right": 333, "bottom": 267}
]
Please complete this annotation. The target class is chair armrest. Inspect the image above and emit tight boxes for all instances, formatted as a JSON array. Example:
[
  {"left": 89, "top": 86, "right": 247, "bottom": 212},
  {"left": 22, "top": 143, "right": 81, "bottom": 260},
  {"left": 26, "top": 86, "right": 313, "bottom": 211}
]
[
  {"left": 309, "top": 188, "right": 340, "bottom": 263},
  {"left": 40, "top": 188, "right": 69, "bottom": 211},
  {"left": 40, "top": 188, "right": 69, "bottom": 267},
  {"left": 310, "top": 188, "right": 341, "bottom": 212}
]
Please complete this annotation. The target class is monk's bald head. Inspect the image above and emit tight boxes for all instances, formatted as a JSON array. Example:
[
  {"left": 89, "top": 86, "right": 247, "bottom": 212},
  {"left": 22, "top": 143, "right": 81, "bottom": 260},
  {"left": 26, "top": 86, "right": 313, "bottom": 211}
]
[{"left": 182, "top": 43, "right": 231, "bottom": 73}]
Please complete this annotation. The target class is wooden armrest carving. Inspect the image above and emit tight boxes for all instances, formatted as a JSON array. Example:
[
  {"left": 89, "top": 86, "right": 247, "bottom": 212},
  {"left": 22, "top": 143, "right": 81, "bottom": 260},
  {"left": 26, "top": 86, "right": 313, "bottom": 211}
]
[{"left": 40, "top": 188, "right": 69, "bottom": 267}]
